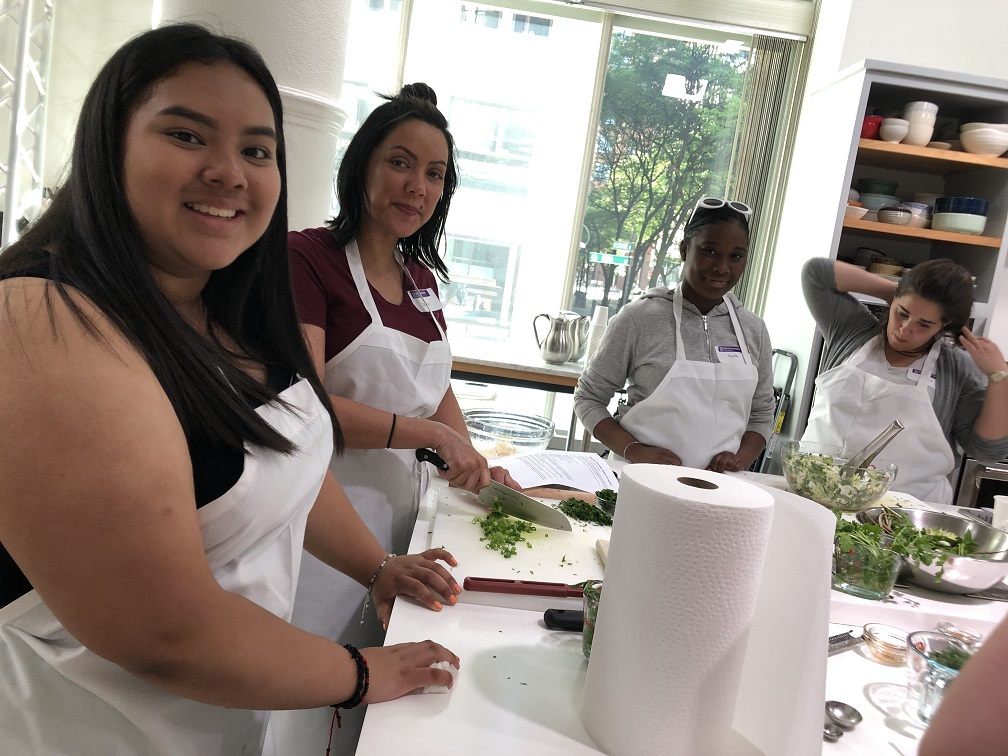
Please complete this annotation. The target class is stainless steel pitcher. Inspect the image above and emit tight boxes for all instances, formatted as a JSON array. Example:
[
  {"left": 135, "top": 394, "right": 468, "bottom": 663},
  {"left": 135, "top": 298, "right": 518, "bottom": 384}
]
[
  {"left": 559, "top": 311, "right": 591, "bottom": 362},
  {"left": 533, "top": 313, "right": 573, "bottom": 364}
]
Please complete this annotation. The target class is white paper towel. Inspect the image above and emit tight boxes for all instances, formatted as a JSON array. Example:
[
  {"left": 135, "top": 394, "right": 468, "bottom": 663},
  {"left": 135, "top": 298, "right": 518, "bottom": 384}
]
[
  {"left": 584, "top": 304, "right": 609, "bottom": 365},
  {"left": 729, "top": 481, "right": 835, "bottom": 756},
  {"left": 580, "top": 465, "right": 775, "bottom": 756}
]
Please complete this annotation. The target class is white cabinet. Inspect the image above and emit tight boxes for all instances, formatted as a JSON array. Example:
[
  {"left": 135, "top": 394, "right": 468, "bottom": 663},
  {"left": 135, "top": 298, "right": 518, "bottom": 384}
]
[{"left": 763, "top": 60, "right": 1008, "bottom": 442}]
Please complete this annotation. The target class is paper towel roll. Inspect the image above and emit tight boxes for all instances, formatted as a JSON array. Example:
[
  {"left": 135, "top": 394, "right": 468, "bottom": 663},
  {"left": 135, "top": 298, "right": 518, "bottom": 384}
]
[
  {"left": 580, "top": 465, "right": 774, "bottom": 756},
  {"left": 584, "top": 305, "right": 609, "bottom": 365}
]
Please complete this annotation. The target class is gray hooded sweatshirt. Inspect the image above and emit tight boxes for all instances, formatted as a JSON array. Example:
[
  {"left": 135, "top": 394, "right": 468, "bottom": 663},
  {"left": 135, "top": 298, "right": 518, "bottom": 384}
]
[{"left": 574, "top": 286, "right": 776, "bottom": 443}]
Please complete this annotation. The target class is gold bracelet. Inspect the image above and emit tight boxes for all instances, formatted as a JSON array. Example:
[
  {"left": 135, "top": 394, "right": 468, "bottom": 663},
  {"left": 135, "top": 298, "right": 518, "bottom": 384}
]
[{"left": 622, "top": 440, "right": 642, "bottom": 459}]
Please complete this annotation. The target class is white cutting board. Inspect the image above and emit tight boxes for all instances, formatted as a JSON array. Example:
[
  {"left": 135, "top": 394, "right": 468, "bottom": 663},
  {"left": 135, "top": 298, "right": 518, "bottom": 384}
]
[{"left": 430, "top": 486, "right": 608, "bottom": 600}]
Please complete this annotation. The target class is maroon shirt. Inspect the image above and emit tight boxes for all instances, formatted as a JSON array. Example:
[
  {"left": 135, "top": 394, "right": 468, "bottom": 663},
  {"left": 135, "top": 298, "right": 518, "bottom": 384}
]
[{"left": 289, "top": 227, "right": 448, "bottom": 362}]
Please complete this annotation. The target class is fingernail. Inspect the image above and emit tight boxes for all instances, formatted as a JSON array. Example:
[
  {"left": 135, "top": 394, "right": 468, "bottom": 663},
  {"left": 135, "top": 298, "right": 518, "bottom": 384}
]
[
  {"left": 453, "top": 583, "right": 462, "bottom": 594},
  {"left": 448, "top": 594, "right": 457, "bottom": 604},
  {"left": 434, "top": 601, "right": 443, "bottom": 610},
  {"left": 451, "top": 557, "right": 458, "bottom": 566}
]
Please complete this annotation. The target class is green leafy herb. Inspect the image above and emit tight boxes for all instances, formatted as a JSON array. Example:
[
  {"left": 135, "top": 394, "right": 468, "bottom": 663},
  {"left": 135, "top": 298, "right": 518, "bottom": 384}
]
[
  {"left": 473, "top": 502, "right": 536, "bottom": 558},
  {"left": 558, "top": 497, "right": 613, "bottom": 526},
  {"left": 784, "top": 449, "right": 892, "bottom": 512},
  {"left": 929, "top": 647, "right": 971, "bottom": 671},
  {"left": 596, "top": 488, "right": 618, "bottom": 516}
]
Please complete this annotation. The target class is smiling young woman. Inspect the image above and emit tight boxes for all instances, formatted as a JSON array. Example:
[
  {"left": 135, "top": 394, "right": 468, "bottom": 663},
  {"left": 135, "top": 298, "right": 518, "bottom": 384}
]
[
  {"left": 801, "top": 257, "right": 1008, "bottom": 505},
  {"left": 574, "top": 199, "right": 777, "bottom": 474},
  {"left": 0, "top": 24, "right": 461, "bottom": 755}
]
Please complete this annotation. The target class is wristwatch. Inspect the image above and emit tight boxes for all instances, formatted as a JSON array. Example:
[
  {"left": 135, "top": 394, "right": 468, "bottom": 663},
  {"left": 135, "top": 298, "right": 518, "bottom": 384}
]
[{"left": 989, "top": 369, "right": 1008, "bottom": 383}]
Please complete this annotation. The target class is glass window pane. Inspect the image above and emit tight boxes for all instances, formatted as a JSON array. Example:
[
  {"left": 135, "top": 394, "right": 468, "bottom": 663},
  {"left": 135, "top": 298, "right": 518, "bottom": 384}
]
[
  {"left": 576, "top": 29, "right": 749, "bottom": 317},
  {"left": 405, "top": 0, "right": 602, "bottom": 354}
]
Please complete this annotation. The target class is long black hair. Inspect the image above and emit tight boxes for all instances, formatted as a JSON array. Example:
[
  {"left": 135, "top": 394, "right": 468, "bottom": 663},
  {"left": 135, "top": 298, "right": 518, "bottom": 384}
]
[
  {"left": 329, "top": 82, "right": 458, "bottom": 281},
  {"left": 0, "top": 23, "right": 341, "bottom": 455}
]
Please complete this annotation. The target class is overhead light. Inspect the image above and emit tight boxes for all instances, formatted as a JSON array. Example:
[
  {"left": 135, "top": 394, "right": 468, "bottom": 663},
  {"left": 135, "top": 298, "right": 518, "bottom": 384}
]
[{"left": 661, "top": 74, "right": 707, "bottom": 102}]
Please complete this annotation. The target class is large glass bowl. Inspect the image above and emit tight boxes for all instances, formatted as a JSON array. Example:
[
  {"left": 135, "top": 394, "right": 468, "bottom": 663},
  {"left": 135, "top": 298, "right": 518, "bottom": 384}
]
[
  {"left": 463, "top": 410, "right": 555, "bottom": 458},
  {"left": 781, "top": 440, "right": 896, "bottom": 513}
]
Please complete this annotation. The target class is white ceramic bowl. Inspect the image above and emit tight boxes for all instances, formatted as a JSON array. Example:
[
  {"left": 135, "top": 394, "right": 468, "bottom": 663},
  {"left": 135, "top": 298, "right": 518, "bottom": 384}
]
[
  {"left": 904, "top": 110, "right": 937, "bottom": 126},
  {"left": 931, "top": 211, "right": 987, "bottom": 235},
  {"left": 961, "top": 131, "right": 1008, "bottom": 157},
  {"left": 960, "top": 128, "right": 1008, "bottom": 156},
  {"left": 845, "top": 204, "right": 869, "bottom": 220},
  {"left": 902, "top": 201, "right": 932, "bottom": 228},
  {"left": 961, "top": 122, "right": 1008, "bottom": 134},
  {"left": 859, "top": 193, "right": 902, "bottom": 212},
  {"left": 912, "top": 192, "right": 942, "bottom": 205},
  {"left": 904, "top": 123, "right": 935, "bottom": 146},
  {"left": 904, "top": 100, "right": 938, "bottom": 115},
  {"left": 879, "top": 117, "right": 910, "bottom": 143}
]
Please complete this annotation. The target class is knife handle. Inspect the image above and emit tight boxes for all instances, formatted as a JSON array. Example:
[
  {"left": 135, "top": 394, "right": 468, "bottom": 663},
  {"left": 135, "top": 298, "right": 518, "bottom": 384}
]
[
  {"left": 415, "top": 448, "right": 449, "bottom": 470},
  {"left": 544, "top": 608, "right": 584, "bottom": 632},
  {"left": 463, "top": 576, "right": 584, "bottom": 598}
]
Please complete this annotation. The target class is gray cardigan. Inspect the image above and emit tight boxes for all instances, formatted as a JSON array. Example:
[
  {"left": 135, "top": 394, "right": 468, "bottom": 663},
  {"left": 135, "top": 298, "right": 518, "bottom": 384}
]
[
  {"left": 574, "top": 287, "right": 776, "bottom": 441},
  {"left": 801, "top": 257, "right": 1008, "bottom": 462}
]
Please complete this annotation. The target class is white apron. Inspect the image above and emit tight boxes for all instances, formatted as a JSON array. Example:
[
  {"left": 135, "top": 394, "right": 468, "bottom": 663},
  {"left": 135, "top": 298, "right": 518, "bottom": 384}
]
[
  {"left": 0, "top": 378, "right": 333, "bottom": 756},
  {"left": 803, "top": 336, "right": 953, "bottom": 505},
  {"left": 617, "top": 286, "right": 758, "bottom": 469},
  {"left": 273, "top": 240, "right": 451, "bottom": 756}
]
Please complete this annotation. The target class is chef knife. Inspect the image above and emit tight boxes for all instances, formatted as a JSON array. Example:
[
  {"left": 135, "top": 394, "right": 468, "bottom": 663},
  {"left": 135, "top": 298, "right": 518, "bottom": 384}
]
[{"left": 414, "top": 448, "right": 573, "bottom": 531}]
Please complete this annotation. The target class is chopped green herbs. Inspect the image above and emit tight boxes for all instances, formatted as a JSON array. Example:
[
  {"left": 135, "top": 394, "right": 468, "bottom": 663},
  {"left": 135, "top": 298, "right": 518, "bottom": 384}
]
[
  {"left": 596, "top": 488, "right": 617, "bottom": 516},
  {"left": 473, "top": 503, "right": 536, "bottom": 557},
  {"left": 558, "top": 498, "right": 613, "bottom": 526},
  {"left": 929, "top": 647, "right": 971, "bottom": 671}
]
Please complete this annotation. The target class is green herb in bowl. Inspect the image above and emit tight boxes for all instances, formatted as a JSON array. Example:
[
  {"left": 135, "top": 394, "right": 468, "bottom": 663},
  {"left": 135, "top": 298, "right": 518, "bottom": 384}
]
[
  {"left": 782, "top": 441, "right": 896, "bottom": 513},
  {"left": 929, "top": 647, "right": 971, "bottom": 671}
]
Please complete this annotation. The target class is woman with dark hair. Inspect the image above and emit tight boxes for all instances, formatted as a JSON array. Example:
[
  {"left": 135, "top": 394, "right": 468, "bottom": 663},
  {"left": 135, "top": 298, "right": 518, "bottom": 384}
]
[
  {"left": 801, "top": 257, "right": 1008, "bottom": 504},
  {"left": 574, "top": 198, "right": 776, "bottom": 471},
  {"left": 287, "top": 84, "right": 517, "bottom": 645},
  {"left": 0, "top": 24, "right": 460, "bottom": 754}
]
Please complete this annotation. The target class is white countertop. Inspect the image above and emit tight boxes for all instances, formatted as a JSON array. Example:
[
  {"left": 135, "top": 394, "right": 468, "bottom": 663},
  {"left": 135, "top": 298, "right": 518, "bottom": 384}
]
[{"left": 358, "top": 475, "right": 1008, "bottom": 755}]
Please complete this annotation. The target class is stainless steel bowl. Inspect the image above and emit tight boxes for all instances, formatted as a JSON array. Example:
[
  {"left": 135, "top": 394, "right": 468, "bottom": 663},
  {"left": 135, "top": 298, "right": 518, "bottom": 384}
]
[{"left": 858, "top": 508, "right": 1008, "bottom": 594}]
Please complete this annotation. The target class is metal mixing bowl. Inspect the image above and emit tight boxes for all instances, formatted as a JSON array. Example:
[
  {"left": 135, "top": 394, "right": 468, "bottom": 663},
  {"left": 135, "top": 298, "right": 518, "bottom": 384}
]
[{"left": 858, "top": 508, "right": 1008, "bottom": 594}]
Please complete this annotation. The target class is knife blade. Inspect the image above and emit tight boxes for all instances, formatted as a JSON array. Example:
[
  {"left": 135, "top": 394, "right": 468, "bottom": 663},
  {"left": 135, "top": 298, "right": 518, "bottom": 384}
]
[{"left": 415, "top": 448, "right": 573, "bottom": 531}]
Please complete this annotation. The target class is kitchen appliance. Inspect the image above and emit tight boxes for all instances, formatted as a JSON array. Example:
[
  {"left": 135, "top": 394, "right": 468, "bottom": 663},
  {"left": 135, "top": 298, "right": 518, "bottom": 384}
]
[{"left": 954, "top": 456, "right": 1008, "bottom": 509}]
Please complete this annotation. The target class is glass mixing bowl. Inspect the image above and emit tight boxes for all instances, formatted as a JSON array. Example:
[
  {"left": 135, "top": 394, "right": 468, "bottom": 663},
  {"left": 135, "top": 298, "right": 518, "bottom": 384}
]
[
  {"left": 781, "top": 440, "right": 896, "bottom": 513},
  {"left": 463, "top": 410, "right": 555, "bottom": 458}
]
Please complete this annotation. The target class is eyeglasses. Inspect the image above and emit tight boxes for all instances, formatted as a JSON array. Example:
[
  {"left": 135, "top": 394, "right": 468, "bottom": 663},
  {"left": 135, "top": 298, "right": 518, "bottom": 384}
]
[{"left": 690, "top": 196, "right": 753, "bottom": 222}]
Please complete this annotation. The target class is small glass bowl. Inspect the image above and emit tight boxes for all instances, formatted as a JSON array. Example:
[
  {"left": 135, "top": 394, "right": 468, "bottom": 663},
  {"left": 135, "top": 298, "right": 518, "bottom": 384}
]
[
  {"left": 936, "top": 620, "right": 983, "bottom": 649},
  {"left": 862, "top": 623, "right": 909, "bottom": 666}
]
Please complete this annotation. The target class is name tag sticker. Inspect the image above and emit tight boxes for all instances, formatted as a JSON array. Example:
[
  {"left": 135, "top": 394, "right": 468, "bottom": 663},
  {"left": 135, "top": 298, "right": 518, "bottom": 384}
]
[
  {"left": 908, "top": 366, "right": 937, "bottom": 385},
  {"left": 408, "top": 288, "right": 443, "bottom": 312},
  {"left": 716, "top": 345, "right": 744, "bottom": 363}
]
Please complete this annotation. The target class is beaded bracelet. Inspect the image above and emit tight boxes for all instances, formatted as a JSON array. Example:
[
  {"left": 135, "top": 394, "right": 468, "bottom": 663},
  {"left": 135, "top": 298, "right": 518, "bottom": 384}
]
[
  {"left": 327, "top": 643, "right": 370, "bottom": 747},
  {"left": 359, "top": 553, "right": 396, "bottom": 625}
]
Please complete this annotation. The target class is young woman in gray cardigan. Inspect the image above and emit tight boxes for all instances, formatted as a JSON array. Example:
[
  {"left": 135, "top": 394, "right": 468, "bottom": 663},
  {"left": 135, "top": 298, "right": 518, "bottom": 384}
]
[
  {"left": 574, "top": 199, "right": 775, "bottom": 472},
  {"left": 801, "top": 257, "right": 1008, "bottom": 504}
]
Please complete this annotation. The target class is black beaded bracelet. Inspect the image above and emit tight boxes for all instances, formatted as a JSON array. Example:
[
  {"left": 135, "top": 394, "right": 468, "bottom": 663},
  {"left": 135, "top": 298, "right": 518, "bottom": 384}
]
[{"left": 326, "top": 644, "right": 370, "bottom": 747}]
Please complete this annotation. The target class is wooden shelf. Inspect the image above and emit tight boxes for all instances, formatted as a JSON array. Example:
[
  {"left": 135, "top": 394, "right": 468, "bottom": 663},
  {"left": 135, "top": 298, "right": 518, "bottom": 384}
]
[
  {"left": 842, "top": 217, "right": 1002, "bottom": 247},
  {"left": 857, "top": 139, "right": 1008, "bottom": 174}
]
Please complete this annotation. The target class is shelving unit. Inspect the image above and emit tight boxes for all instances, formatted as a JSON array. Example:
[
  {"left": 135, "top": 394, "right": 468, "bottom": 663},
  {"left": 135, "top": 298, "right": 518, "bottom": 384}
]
[{"left": 842, "top": 217, "right": 1001, "bottom": 248}]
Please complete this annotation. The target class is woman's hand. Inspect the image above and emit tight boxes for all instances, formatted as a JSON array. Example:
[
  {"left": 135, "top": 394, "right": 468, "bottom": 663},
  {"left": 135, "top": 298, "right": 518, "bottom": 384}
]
[
  {"left": 960, "top": 327, "right": 1008, "bottom": 377},
  {"left": 371, "top": 549, "right": 461, "bottom": 628},
  {"left": 625, "top": 443, "right": 681, "bottom": 466},
  {"left": 361, "top": 640, "right": 460, "bottom": 703},
  {"left": 489, "top": 465, "right": 521, "bottom": 490},
  {"left": 432, "top": 425, "right": 491, "bottom": 492},
  {"left": 706, "top": 451, "right": 745, "bottom": 473}
]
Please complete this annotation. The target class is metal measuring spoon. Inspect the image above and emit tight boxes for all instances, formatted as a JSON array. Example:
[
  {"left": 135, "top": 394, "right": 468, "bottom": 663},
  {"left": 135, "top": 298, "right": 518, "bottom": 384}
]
[
  {"left": 826, "top": 700, "right": 863, "bottom": 731},
  {"left": 823, "top": 719, "right": 843, "bottom": 742}
]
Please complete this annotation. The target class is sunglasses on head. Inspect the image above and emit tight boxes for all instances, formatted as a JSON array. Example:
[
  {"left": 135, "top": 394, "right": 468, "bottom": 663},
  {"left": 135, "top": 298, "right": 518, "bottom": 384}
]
[{"left": 689, "top": 197, "right": 753, "bottom": 223}]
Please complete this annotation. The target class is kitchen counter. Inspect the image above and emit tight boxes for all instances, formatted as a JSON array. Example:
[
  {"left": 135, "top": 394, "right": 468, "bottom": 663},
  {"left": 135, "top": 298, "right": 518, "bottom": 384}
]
[{"left": 358, "top": 476, "right": 1008, "bottom": 755}]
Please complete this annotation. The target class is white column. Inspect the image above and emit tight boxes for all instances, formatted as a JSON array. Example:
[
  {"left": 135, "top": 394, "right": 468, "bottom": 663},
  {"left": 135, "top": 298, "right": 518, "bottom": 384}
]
[{"left": 160, "top": 0, "right": 349, "bottom": 231}]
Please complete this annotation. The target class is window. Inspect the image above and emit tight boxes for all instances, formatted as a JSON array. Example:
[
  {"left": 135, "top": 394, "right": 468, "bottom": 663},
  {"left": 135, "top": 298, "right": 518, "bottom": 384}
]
[{"left": 513, "top": 14, "right": 552, "bottom": 37}]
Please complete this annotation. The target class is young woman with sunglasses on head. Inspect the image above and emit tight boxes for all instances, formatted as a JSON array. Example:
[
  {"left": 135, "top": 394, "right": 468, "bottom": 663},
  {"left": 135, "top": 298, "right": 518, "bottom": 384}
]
[
  {"left": 801, "top": 257, "right": 1008, "bottom": 505},
  {"left": 574, "top": 198, "right": 776, "bottom": 472}
]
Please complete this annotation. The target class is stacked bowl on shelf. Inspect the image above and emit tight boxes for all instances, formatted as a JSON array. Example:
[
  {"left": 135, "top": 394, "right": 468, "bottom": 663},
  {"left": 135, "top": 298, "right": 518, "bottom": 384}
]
[
  {"left": 959, "top": 123, "right": 1008, "bottom": 157},
  {"left": 931, "top": 196, "right": 989, "bottom": 235},
  {"left": 902, "top": 101, "right": 938, "bottom": 146}
]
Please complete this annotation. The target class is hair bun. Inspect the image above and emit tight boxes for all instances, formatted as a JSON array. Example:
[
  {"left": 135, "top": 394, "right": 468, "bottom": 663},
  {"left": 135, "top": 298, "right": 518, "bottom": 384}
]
[{"left": 399, "top": 82, "right": 437, "bottom": 106}]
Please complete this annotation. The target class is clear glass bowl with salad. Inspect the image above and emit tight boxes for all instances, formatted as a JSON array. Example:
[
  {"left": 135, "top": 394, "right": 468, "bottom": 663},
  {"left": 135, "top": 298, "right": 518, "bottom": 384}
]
[{"left": 781, "top": 440, "right": 897, "bottom": 513}]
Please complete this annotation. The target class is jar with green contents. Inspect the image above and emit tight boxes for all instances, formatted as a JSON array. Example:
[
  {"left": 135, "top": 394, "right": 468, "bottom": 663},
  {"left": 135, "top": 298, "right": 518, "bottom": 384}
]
[{"left": 582, "top": 581, "right": 602, "bottom": 658}]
